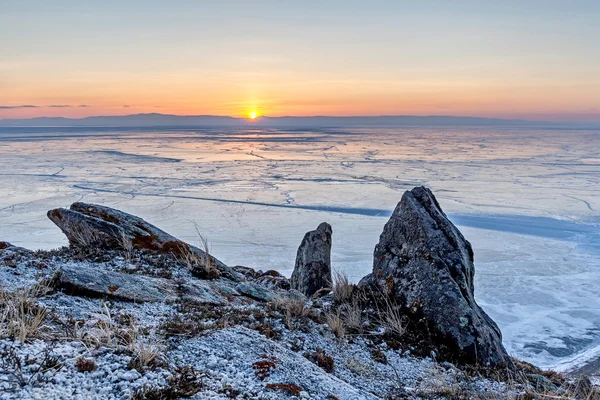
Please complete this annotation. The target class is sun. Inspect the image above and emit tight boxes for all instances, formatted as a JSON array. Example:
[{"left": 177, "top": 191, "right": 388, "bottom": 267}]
[{"left": 248, "top": 111, "right": 258, "bottom": 120}]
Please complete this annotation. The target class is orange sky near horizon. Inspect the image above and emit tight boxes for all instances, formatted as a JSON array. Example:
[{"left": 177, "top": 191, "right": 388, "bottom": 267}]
[{"left": 1, "top": 1, "right": 599, "bottom": 122}]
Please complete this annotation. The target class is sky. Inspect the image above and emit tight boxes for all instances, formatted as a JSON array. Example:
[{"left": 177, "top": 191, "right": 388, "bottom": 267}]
[{"left": 1, "top": 0, "right": 599, "bottom": 121}]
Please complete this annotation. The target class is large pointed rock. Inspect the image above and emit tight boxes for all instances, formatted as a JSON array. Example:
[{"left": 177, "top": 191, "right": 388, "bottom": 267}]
[
  {"left": 360, "top": 187, "right": 509, "bottom": 367},
  {"left": 48, "top": 202, "right": 240, "bottom": 281},
  {"left": 291, "top": 222, "right": 332, "bottom": 296}
]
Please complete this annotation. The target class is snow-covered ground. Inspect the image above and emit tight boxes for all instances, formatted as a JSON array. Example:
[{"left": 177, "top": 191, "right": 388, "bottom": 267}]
[{"left": 0, "top": 126, "right": 598, "bottom": 371}]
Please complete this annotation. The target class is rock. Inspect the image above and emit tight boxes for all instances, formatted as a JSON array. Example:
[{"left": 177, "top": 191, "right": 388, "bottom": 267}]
[
  {"left": 56, "top": 265, "right": 226, "bottom": 305},
  {"left": 360, "top": 186, "right": 510, "bottom": 367},
  {"left": 235, "top": 282, "right": 276, "bottom": 302},
  {"left": 57, "top": 265, "right": 179, "bottom": 303},
  {"left": 528, "top": 373, "right": 559, "bottom": 392},
  {"left": 256, "top": 270, "right": 291, "bottom": 290},
  {"left": 290, "top": 222, "right": 332, "bottom": 296},
  {"left": 47, "top": 202, "right": 241, "bottom": 281},
  {"left": 232, "top": 265, "right": 259, "bottom": 279},
  {"left": 180, "top": 280, "right": 229, "bottom": 306},
  {"left": 0, "top": 241, "right": 32, "bottom": 254}
]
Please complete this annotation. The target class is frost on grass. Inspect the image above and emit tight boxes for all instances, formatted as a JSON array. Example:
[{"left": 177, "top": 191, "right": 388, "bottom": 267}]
[{"left": 0, "top": 225, "right": 596, "bottom": 399}]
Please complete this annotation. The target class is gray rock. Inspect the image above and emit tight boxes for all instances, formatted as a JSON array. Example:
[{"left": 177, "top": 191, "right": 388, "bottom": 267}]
[
  {"left": 57, "top": 265, "right": 226, "bottom": 305},
  {"left": 0, "top": 241, "right": 33, "bottom": 255},
  {"left": 235, "top": 282, "right": 276, "bottom": 302},
  {"left": 290, "top": 222, "right": 332, "bottom": 296},
  {"left": 47, "top": 202, "right": 241, "bottom": 281},
  {"left": 57, "top": 265, "right": 179, "bottom": 303},
  {"left": 180, "top": 280, "right": 228, "bottom": 306},
  {"left": 360, "top": 186, "right": 510, "bottom": 367}
]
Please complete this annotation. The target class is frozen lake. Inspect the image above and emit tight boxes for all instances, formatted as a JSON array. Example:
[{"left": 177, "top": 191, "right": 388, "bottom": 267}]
[{"left": 0, "top": 126, "right": 598, "bottom": 370}]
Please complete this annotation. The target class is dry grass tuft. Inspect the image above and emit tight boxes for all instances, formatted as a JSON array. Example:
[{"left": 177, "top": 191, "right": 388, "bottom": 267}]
[
  {"left": 69, "top": 303, "right": 136, "bottom": 349},
  {"left": 119, "top": 231, "right": 135, "bottom": 262},
  {"left": 132, "top": 366, "right": 203, "bottom": 399},
  {"left": 269, "top": 297, "right": 313, "bottom": 331},
  {"left": 339, "top": 299, "right": 362, "bottom": 333},
  {"left": 129, "top": 339, "right": 166, "bottom": 371},
  {"left": 326, "top": 311, "right": 345, "bottom": 338},
  {"left": 68, "top": 224, "right": 105, "bottom": 249},
  {"left": 176, "top": 226, "right": 219, "bottom": 280},
  {"left": 0, "top": 284, "right": 53, "bottom": 343},
  {"left": 332, "top": 269, "right": 354, "bottom": 303},
  {"left": 377, "top": 294, "right": 406, "bottom": 338}
]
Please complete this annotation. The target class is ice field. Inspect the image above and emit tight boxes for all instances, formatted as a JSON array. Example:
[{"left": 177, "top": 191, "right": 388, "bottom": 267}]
[{"left": 0, "top": 126, "right": 598, "bottom": 370}]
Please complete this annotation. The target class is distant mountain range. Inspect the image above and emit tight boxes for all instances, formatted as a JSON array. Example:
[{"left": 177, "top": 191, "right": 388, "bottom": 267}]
[{"left": 0, "top": 113, "right": 596, "bottom": 128}]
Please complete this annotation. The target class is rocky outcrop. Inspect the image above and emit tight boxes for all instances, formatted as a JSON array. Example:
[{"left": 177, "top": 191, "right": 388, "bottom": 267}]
[
  {"left": 55, "top": 265, "right": 297, "bottom": 305},
  {"left": 48, "top": 202, "right": 240, "bottom": 281},
  {"left": 56, "top": 265, "right": 227, "bottom": 305},
  {"left": 290, "top": 222, "right": 332, "bottom": 297},
  {"left": 235, "top": 282, "right": 277, "bottom": 302},
  {"left": 360, "top": 187, "right": 510, "bottom": 367}
]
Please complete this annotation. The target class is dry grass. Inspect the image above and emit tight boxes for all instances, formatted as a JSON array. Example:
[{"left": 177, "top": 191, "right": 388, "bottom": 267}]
[
  {"left": 269, "top": 297, "right": 312, "bottom": 330},
  {"left": 376, "top": 293, "right": 406, "bottom": 338},
  {"left": 119, "top": 231, "right": 135, "bottom": 262},
  {"left": 128, "top": 325, "right": 166, "bottom": 371},
  {"left": 285, "top": 301, "right": 307, "bottom": 330},
  {"left": 68, "top": 224, "right": 104, "bottom": 249},
  {"left": 132, "top": 366, "right": 204, "bottom": 399},
  {"left": 0, "top": 284, "right": 53, "bottom": 343},
  {"left": 332, "top": 269, "right": 354, "bottom": 303},
  {"left": 339, "top": 299, "right": 362, "bottom": 332},
  {"left": 71, "top": 303, "right": 134, "bottom": 349},
  {"left": 129, "top": 341, "right": 165, "bottom": 371},
  {"left": 193, "top": 223, "right": 214, "bottom": 272},
  {"left": 326, "top": 311, "right": 345, "bottom": 338},
  {"left": 67, "top": 303, "right": 165, "bottom": 370},
  {"left": 0, "top": 344, "right": 62, "bottom": 391},
  {"left": 176, "top": 226, "right": 219, "bottom": 279}
]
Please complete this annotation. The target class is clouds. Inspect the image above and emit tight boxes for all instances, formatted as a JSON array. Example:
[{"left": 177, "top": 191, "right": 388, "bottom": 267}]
[
  {"left": 0, "top": 104, "right": 91, "bottom": 109},
  {"left": 0, "top": 105, "right": 39, "bottom": 109}
]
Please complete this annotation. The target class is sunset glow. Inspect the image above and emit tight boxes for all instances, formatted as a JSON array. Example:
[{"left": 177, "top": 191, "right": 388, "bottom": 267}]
[{"left": 1, "top": 2, "right": 599, "bottom": 122}]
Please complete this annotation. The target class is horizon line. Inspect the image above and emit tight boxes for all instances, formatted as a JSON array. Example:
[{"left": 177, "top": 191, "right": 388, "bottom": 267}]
[
  {"left": 0, "top": 112, "right": 561, "bottom": 122},
  {"left": 1, "top": 113, "right": 599, "bottom": 127}
]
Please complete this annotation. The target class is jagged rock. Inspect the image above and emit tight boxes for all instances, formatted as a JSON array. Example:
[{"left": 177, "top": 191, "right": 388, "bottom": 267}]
[
  {"left": 290, "top": 222, "right": 332, "bottom": 296},
  {"left": 47, "top": 202, "right": 241, "bottom": 281},
  {"left": 359, "top": 186, "right": 510, "bottom": 367},
  {"left": 56, "top": 265, "right": 227, "bottom": 305}
]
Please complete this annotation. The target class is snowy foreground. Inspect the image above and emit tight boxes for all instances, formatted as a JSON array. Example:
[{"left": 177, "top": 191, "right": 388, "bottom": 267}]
[
  {"left": 0, "top": 126, "right": 599, "bottom": 372},
  {"left": 0, "top": 225, "right": 592, "bottom": 400}
]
